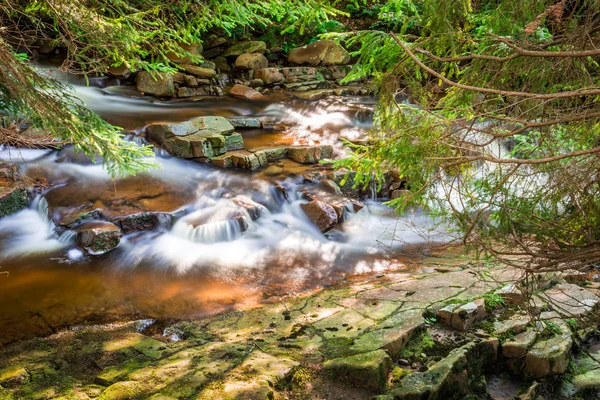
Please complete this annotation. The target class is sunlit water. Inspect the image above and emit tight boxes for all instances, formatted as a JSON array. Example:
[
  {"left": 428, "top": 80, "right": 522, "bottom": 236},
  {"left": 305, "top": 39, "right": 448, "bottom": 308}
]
[{"left": 0, "top": 67, "right": 449, "bottom": 345}]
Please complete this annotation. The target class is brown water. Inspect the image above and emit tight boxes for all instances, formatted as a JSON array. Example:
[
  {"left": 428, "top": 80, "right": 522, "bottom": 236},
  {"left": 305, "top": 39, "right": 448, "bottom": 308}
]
[{"left": 0, "top": 75, "right": 445, "bottom": 346}]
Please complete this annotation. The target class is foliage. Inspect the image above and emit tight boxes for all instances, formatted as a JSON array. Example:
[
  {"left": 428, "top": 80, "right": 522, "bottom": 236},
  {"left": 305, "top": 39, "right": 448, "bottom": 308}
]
[{"left": 331, "top": 0, "right": 600, "bottom": 272}]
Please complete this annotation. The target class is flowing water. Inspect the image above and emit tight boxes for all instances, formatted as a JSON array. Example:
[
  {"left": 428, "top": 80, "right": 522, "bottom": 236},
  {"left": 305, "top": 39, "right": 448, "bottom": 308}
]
[{"left": 0, "top": 68, "right": 448, "bottom": 346}]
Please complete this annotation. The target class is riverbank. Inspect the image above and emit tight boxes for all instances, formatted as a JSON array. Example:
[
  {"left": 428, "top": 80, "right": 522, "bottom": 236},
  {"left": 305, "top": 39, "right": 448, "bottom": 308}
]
[{"left": 1, "top": 248, "right": 599, "bottom": 400}]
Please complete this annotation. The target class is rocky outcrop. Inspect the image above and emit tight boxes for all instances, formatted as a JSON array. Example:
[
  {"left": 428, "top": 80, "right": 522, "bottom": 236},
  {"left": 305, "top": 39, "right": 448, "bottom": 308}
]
[
  {"left": 323, "top": 350, "right": 392, "bottom": 392},
  {"left": 437, "top": 299, "right": 487, "bottom": 330},
  {"left": 228, "top": 84, "right": 264, "bottom": 100},
  {"left": 300, "top": 200, "right": 338, "bottom": 232},
  {"left": 146, "top": 116, "right": 240, "bottom": 159},
  {"left": 136, "top": 72, "right": 174, "bottom": 97},
  {"left": 77, "top": 221, "right": 122, "bottom": 254},
  {"left": 235, "top": 53, "right": 268, "bottom": 70},
  {"left": 288, "top": 40, "right": 350, "bottom": 66}
]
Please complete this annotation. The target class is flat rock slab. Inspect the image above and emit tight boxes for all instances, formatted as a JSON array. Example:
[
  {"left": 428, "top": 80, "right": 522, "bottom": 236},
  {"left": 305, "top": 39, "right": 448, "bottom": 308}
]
[
  {"left": 542, "top": 283, "right": 600, "bottom": 317},
  {"left": 313, "top": 309, "right": 375, "bottom": 339}
]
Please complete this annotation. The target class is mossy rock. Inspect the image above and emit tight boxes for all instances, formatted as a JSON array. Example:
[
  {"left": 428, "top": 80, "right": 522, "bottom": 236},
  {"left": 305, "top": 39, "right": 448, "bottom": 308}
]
[
  {"left": 323, "top": 349, "right": 392, "bottom": 392},
  {"left": 99, "top": 381, "right": 144, "bottom": 400},
  {"left": 0, "top": 187, "right": 29, "bottom": 218}
]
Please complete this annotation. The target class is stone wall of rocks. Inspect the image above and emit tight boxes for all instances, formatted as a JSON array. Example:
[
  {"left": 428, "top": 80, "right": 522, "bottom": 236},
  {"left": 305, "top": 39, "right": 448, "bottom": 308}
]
[{"left": 129, "top": 38, "right": 370, "bottom": 99}]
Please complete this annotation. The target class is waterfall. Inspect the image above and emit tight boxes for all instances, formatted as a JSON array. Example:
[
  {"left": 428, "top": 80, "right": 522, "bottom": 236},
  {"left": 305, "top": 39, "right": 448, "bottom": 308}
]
[
  {"left": 33, "top": 196, "right": 57, "bottom": 235},
  {"left": 58, "top": 230, "right": 77, "bottom": 244},
  {"left": 173, "top": 218, "right": 244, "bottom": 243}
]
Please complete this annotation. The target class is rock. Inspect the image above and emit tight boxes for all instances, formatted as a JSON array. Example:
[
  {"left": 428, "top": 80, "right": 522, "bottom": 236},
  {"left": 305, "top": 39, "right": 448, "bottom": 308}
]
[
  {"left": 287, "top": 145, "right": 333, "bottom": 164},
  {"left": 146, "top": 116, "right": 236, "bottom": 159},
  {"left": 493, "top": 312, "right": 531, "bottom": 336},
  {"left": 233, "top": 197, "right": 265, "bottom": 221},
  {"left": 228, "top": 84, "right": 264, "bottom": 100},
  {"left": 210, "top": 154, "right": 233, "bottom": 168},
  {"left": 111, "top": 212, "right": 172, "bottom": 234},
  {"left": 262, "top": 148, "right": 288, "bottom": 161},
  {"left": 249, "top": 78, "right": 264, "bottom": 88},
  {"left": 0, "top": 367, "right": 29, "bottom": 388},
  {"left": 56, "top": 204, "right": 102, "bottom": 228},
  {"left": 494, "top": 283, "right": 524, "bottom": 304},
  {"left": 222, "top": 41, "right": 267, "bottom": 58},
  {"left": 200, "top": 60, "right": 216, "bottom": 70},
  {"left": 288, "top": 40, "right": 350, "bottom": 66},
  {"left": 573, "top": 369, "right": 600, "bottom": 394},
  {"left": 235, "top": 53, "right": 268, "bottom": 70},
  {"left": 293, "top": 89, "right": 335, "bottom": 100},
  {"left": 544, "top": 283, "right": 600, "bottom": 317},
  {"left": 136, "top": 71, "right": 174, "bottom": 97},
  {"left": 281, "top": 67, "right": 324, "bottom": 83},
  {"left": 180, "top": 64, "right": 216, "bottom": 78},
  {"left": 254, "top": 68, "right": 285, "bottom": 85},
  {"left": 274, "top": 184, "right": 289, "bottom": 200},
  {"left": 231, "top": 153, "right": 267, "bottom": 170},
  {"left": 166, "top": 41, "right": 202, "bottom": 64},
  {"left": 213, "top": 56, "right": 230, "bottom": 72},
  {"left": 184, "top": 74, "right": 198, "bottom": 87},
  {"left": 77, "top": 221, "right": 122, "bottom": 254},
  {"left": 107, "top": 64, "right": 132, "bottom": 78},
  {"left": 323, "top": 350, "right": 392, "bottom": 392},
  {"left": 300, "top": 200, "right": 338, "bottom": 232},
  {"left": 227, "top": 118, "right": 261, "bottom": 129},
  {"left": 0, "top": 185, "right": 29, "bottom": 218},
  {"left": 502, "top": 330, "right": 537, "bottom": 358},
  {"left": 263, "top": 165, "right": 283, "bottom": 176},
  {"left": 438, "top": 299, "right": 487, "bottom": 330},
  {"left": 99, "top": 381, "right": 144, "bottom": 400},
  {"left": 524, "top": 315, "right": 572, "bottom": 379}
]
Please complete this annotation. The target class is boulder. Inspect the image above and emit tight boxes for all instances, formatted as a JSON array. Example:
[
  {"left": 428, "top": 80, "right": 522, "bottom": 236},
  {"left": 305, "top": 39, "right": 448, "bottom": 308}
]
[
  {"left": 222, "top": 41, "right": 267, "bottom": 58},
  {"left": 166, "top": 41, "right": 203, "bottom": 64},
  {"left": 180, "top": 64, "right": 216, "bottom": 78},
  {"left": 288, "top": 40, "right": 350, "bottom": 66},
  {"left": 213, "top": 56, "right": 230, "bottom": 72},
  {"left": 107, "top": 64, "right": 132, "bottom": 78},
  {"left": 287, "top": 145, "right": 333, "bottom": 163},
  {"left": 77, "top": 221, "right": 122, "bottom": 254},
  {"left": 146, "top": 116, "right": 237, "bottom": 159},
  {"left": 235, "top": 53, "right": 268, "bottom": 70},
  {"left": 323, "top": 350, "right": 392, "bottom": 392},
  {"left": 231, "top": 152, "right": 267, "bottom": 170},
  {"left": 300, "top": 200, "right": 338, "bottom": 232},
  {"left": 228, "top": 84, "right": 264, "bottom": 100},
  {"left": 254, "top": 68, "right": 285, "bottom": 85},
  {"left": 136, "top": 71, "right": 174, "bottom": 97}
]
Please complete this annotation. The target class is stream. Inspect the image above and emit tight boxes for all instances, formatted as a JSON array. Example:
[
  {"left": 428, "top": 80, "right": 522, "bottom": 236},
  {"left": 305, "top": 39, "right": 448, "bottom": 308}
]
[{"left": 0, "top": 69, "right": 448, "bottom": 346}]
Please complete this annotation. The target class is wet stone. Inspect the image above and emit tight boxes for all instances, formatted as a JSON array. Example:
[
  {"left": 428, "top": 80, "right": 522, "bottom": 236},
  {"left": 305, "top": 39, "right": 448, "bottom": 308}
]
[
  {"left": 0, "top": 185, "right": 29, "bottom": 218},
  {"left": 287, "top": 145, "right": 333, "bottom": 164},
  {"left": 77, "top": 221, "right": 123, "bottom": 254},
  {"left": 300, "top": 200, "right": 338, "bottom": 233}
]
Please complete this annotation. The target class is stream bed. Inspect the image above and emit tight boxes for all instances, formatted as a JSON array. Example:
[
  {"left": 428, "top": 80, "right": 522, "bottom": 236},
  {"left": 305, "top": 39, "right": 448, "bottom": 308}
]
[{"left": 0, "top": 75, "right": 447, "bottom": 346}]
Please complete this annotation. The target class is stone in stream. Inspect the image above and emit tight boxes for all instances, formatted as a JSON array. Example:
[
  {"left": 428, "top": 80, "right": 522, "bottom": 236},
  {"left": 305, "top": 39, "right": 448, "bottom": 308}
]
[
  {"left": 146, "top": 116, "right": 237, "bottom": 159},
  {"left": 232, "top": 197, "right": 265, "bottom": 221},
  {"left": 300, "top": 200, "right": 338, "bottom": 232},
  {"left": 77, "top": 221, "right": 123, "bottom": 254},
  {"left": 231, "top": 152, "right": 267, "bottom": 170},
  {"left": 227, "top": 118, "right": 261, "bottom": 129},
  {"left": 287, "top": 145, "right": 334, "bottom": 164},
  {"left": 107, "top": 64, "right": 132, "bottom": 78},
  {"left": 228, "top": 84, "right": 264, "bottom": 100},
  {"left": 234, "top": 53, "right": 268, "bottom": 71},
  {"left": 222, "top": 41, "right": 267, "bottom": 58},
  {"left": 254, "top": 68, "right": 285, "bottom": 85},
  {"left": 56, "top": 204, "right": 102, "bottom": 228},
  {"left": 110, "top": 212, "right": 173, "bottom": 234},
  {"left": 288, "top": 40, "right": 350, "bottom": 66},
  {"left": 136, "top": 71, "right": 175, "bottom": 97}
]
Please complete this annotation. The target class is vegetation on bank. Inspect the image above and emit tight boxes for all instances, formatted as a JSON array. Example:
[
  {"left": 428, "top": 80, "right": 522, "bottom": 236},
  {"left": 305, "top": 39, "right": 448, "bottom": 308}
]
[{"left": 1, "top": 0, "right": 600, "bottom": 274}]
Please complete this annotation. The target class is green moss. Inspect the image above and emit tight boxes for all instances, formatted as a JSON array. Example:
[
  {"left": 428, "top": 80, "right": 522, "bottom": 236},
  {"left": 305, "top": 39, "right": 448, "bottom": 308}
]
[
  {"left": 398, "top": 329, "right": 436, "bottom": 362},
  {"left": 0, "top": 188, "right": 29, "bottom": 218},
  {"left": 390, "top": 367, "right": 410, "bottom": 384}
]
